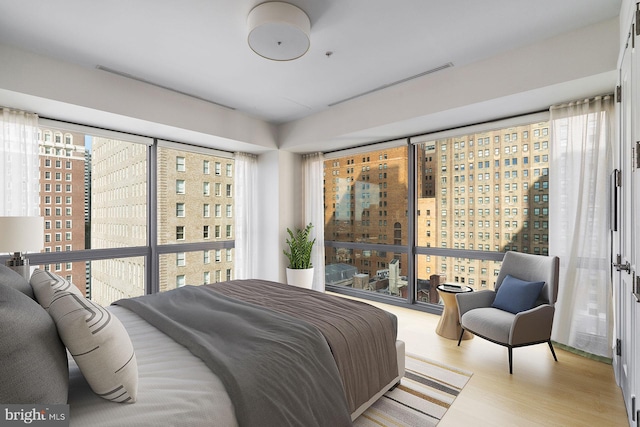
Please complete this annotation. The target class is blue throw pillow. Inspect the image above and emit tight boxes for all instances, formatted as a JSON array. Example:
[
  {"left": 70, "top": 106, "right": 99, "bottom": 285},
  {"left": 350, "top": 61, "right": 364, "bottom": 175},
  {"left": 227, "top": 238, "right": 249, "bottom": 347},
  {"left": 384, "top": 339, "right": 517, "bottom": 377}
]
[{"left": 492, "top": 274, "right": 545, "bottom": 314}]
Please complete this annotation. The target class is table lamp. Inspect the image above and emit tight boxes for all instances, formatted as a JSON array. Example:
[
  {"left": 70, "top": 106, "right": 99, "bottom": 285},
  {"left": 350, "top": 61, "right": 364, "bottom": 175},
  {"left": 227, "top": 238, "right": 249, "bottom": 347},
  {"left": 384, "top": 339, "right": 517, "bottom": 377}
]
[{"left": 0, "top": 216, "right": 44, "bottom": 279}]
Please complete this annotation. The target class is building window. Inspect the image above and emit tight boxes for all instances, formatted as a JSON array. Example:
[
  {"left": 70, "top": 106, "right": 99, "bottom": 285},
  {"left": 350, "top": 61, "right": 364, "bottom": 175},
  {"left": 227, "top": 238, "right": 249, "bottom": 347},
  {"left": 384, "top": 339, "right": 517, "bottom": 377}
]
[
  {"left": 203, "top": 182, "right": 210, "bottom": 196},
  {"left": 176, "top": 203, "right": 185, "bottom": 217},
  {"left": 176, "top": 226, "right": 185, "bottom": 240},
  {"left": 215, "top": 250, "right": 221, "bottom": 263},
  {"left": 215, "top": 204, "right": 221, "bottom": 217},
  {"left": 203, "top": 271, "right": 210, "bottom": 284},
  {"left": 203, "top": 160, "right": 210, "bottom": 174},
  {"left": 203, "top": 204, "right": 210, "bottom": 217},
  {"left": 215, "top": 162, "right": 221, "bottom": 175},
  {"left": 176, "top": 252, "right": 185, "bottom": 267},
  {"left": 226, "top": 205, "right": 232, "bottom": 218},
  {"left": 203, "top": 225, "right": 210, "bottom": 239},
  {"left": 176, "top": 157, "right": 186, "bottom": 172},
  {"left": 176, "top": 180, "right": 186, "bottom": 194},
  {"left": 176, "top": 275, "right": 186, "bottom": 287},
  {"left": 203, "top": 250, "right": 210, "bottom": 264}
]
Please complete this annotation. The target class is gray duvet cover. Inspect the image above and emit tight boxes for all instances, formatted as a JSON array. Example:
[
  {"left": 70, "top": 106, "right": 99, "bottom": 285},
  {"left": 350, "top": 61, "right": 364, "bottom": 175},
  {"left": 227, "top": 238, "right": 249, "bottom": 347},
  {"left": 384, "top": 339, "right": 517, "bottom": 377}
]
[{"left": 207, "top": 279, "right": 398, "bottom": 414}]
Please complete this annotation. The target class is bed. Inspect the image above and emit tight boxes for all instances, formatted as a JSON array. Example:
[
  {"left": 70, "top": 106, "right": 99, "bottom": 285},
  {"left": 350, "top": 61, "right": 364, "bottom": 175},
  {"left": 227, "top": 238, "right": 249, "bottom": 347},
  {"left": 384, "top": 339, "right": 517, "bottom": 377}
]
[{"left": 0, "top": 268, "right": 405, "bottom": 427}]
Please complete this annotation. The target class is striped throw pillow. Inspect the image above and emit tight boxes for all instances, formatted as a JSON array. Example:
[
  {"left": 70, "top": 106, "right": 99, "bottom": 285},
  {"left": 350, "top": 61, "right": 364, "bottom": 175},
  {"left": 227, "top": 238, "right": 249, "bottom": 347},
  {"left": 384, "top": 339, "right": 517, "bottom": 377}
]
[
  {"left": 49, "top": 292, "right": 138, "bottom": 403},
  {"left": 30, "top": 269, "right": 83, "bottom": 310}
]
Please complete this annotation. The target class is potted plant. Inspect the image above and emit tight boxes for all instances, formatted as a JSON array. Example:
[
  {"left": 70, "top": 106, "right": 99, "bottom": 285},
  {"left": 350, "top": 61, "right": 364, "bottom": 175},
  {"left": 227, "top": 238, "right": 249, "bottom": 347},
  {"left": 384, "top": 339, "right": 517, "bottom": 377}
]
[{"left": 283, "top": 223, "right": 316, "bottom": 289}]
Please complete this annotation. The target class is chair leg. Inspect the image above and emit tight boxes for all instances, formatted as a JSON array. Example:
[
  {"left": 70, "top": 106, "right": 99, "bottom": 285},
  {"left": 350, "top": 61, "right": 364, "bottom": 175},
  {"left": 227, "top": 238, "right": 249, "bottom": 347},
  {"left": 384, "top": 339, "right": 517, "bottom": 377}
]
[
  {"left": 508, "top": 347, "right": 513, "bottom": 374},
  {"left": 457, "top": 329, "right": 465, "bottom": 346},
  {"left": 548, "top": 340, "right": 558, "bottom": 362}
]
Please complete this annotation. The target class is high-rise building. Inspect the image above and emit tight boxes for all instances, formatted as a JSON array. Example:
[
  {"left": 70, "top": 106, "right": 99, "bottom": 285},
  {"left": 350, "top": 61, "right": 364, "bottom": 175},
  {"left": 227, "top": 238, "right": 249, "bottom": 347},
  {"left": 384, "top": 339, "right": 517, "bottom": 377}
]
[
  {"left": 90, "top": 138, "right": 147, "bottom": 305},
  {"left": 416, "top": 122, "right": 551, "bottom": 291},
  {"left": 324, "top": 146, "right": 409, "bottom": 290},
  {"left": 156, "top": 147, "right": 235, "bottom": 292},
  {"left": 38, "top": 127, "right": 87, "bottom": 294}
]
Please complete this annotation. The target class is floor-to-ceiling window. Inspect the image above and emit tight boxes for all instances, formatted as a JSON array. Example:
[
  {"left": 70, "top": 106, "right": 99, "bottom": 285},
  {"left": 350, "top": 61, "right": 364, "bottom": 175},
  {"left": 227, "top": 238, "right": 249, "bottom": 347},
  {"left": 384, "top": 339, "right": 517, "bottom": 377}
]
[
  {"left": 324, "top": 112, "right": 551, "bottom": 311},
  {"left": 23, "top": 119, "right": 235, "bottom": 306},
  {"left": 156, "top": 141, "right": 235, "bottom": 294},
  {"left": 323, "top": 140, "right": 410, "bottom": 301}
]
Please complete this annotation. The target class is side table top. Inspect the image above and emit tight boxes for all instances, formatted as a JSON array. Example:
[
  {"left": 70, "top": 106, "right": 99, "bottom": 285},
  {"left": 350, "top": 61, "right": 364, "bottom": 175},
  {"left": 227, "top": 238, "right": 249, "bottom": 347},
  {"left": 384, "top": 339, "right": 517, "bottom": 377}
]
[{"left": 437, "top": 284, "right": 473, "bottom": 293}]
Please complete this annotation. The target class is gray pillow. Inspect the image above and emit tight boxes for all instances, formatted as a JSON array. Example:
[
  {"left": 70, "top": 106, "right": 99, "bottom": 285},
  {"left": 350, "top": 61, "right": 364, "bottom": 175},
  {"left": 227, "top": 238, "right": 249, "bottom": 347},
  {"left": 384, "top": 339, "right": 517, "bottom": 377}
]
[
  {"left": 0, "top": 264, "right": 34, "bottom": 299},
  {"left": 0, "top": 282, "right": 68, "bottom": 404}
]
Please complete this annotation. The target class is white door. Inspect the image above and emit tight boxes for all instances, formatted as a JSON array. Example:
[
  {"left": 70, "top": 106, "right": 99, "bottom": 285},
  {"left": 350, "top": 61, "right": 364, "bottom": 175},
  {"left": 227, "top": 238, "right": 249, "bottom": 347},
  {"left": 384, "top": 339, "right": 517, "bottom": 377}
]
[
  {"left": 632, "top": 10, "right": 640, "bottom": 424},
  {"left": 616, "top": 25, "right": 638, "bottom": 426}
]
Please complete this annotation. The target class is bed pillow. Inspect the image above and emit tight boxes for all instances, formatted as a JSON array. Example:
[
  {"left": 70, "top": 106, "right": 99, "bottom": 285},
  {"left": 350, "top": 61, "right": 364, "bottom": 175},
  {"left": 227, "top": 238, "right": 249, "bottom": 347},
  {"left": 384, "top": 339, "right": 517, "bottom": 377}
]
[
  {"left": 0, "top": 264, "right": 34, "bottom": 299},
  {"left": 492, "top": 274, "right": 545, "bottom": 314},
  {"left": 0, "top": 282, "right": 68, "bottom": 404},
  {"left": 48, "top": 292, "right": 138, "bottom": 403},
  {"left": 30, "top": 269, "right": 83, "bottom": 310}
]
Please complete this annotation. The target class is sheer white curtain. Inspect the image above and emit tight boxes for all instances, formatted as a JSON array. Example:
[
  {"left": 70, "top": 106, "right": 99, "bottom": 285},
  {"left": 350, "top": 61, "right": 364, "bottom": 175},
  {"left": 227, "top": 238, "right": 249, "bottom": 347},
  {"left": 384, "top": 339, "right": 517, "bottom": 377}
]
[
  {"left": 549, "top": 95, "right": 614, "bottom": 358},
  {"left": 0, "top": 108, "right": 40, "bottom": 216},
  {"left": 302, "top": 152, "right": 325, "bottom": 292},
  {"left": 233, "top": 152, "right": 258, "bottom": 279}
]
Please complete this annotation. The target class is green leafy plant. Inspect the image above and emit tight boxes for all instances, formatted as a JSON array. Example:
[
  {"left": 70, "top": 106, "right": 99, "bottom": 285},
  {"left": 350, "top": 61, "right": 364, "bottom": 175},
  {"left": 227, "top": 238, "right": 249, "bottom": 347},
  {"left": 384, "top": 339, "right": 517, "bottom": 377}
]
[{"left": 283, "top": 223, "right": 316, "bottom": 269}]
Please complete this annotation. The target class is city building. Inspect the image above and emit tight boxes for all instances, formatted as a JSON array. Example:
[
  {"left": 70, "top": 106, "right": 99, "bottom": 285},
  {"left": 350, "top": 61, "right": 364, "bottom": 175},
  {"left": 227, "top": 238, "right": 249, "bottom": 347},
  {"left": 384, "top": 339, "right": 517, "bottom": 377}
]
[
  {"left": 156, "top": 146, "right": 235, "bottom": 292},
  {"left": 38, "top": 127, "right": 87, "bottom": 294},
  {"left": 90, "top": 137, "right": 147, "bottom": 305}
]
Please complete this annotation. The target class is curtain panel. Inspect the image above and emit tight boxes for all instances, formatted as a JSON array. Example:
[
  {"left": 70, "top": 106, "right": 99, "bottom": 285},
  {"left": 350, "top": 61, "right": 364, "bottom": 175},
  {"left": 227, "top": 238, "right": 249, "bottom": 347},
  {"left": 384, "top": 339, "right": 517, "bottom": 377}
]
[
  {"left": 233, "top": 152, "right": 258, "bottom": 280},
  {"left": 549, "top": 95, "right": 614, "bottom": 358},
  {"left": 0, "top": 108, "right": 39, "bottom": 216},
  {"left": 302, "top": 152, "right": 325, "bottom": 292}
]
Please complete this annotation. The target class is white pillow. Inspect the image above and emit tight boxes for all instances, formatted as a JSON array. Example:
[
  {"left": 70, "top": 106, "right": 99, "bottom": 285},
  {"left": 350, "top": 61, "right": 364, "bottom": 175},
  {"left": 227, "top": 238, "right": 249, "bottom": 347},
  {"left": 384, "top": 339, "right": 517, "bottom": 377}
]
[
  {"left": 48, "top": 292, "right": 138, "bottom": 403},
  {"left": 30, "top": 269, "right": 82, "bottom": 310}
]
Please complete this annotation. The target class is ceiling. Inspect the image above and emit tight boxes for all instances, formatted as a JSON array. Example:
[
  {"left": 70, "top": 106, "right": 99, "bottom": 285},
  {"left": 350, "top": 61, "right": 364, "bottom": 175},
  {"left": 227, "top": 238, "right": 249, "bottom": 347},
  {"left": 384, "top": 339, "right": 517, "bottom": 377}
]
[{"left": 0, "top": 0, "right": 622, "bottom": 129}]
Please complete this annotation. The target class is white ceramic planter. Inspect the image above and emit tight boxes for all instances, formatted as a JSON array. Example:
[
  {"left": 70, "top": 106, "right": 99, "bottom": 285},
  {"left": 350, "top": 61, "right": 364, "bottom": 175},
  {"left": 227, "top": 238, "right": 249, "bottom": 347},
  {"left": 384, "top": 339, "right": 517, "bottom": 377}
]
[{"left": 286, "top": 267, "right": 314, "bottom": 289}]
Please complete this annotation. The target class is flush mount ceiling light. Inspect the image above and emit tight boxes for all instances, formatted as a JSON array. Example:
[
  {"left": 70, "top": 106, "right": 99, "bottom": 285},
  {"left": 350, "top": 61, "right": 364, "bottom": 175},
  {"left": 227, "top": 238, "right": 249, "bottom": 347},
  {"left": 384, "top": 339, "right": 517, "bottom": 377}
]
[{"left": 247, "top": 2, "right": 311, "bottom": 61}]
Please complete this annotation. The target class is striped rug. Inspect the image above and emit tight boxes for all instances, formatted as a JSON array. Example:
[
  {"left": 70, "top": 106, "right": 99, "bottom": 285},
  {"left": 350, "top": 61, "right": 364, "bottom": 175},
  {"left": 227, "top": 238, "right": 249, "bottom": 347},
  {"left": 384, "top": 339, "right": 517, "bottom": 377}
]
[{"left": 354, "top": 353, "right": 472, "bottom": 427}]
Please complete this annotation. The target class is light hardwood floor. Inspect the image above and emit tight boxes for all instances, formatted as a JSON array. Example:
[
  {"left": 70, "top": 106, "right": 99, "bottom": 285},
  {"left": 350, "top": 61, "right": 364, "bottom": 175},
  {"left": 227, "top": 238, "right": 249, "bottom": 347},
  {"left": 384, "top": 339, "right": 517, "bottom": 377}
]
[{"left": 339, "top": 295, "right": 629, "bottom": 427}]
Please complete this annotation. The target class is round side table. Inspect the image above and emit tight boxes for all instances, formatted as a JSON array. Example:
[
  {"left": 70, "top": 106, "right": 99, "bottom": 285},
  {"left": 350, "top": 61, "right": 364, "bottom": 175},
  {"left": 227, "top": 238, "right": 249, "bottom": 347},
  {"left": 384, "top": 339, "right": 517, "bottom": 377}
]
[{"left": 435, "top": 284, "right": 474, "bottom": 340}]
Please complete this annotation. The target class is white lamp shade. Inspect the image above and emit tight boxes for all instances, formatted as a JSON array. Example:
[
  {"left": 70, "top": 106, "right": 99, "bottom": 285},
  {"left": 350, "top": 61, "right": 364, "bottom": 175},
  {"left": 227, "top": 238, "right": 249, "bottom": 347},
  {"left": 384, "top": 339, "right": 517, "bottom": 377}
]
[
  {"left": 248, "top": 2, "right": 311, "bottom": 61},
  {"left": 0, "top": 216, "right": 44, "bottom": 253}
]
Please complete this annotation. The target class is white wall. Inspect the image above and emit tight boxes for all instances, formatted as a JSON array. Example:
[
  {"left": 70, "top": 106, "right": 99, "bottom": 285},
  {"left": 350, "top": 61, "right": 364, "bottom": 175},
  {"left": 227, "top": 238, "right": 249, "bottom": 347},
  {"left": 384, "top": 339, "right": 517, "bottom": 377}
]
[{"left": 256, "top": 150, "right": 301, "bottom": 281}]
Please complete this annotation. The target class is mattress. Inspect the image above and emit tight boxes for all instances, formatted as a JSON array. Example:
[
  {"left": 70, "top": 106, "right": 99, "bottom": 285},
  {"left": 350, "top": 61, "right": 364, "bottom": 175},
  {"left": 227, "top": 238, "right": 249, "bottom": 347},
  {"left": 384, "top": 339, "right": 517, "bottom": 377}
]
[{"left": 68, "top": 305, "right": 238, "bottom": 427}]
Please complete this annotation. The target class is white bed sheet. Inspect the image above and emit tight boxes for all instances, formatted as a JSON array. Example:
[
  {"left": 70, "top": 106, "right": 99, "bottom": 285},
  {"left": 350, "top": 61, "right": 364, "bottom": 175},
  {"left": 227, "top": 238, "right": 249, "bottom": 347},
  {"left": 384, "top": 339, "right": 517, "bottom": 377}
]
[{"left": 67, "top": 305, "right": 238, "bottom": 427}]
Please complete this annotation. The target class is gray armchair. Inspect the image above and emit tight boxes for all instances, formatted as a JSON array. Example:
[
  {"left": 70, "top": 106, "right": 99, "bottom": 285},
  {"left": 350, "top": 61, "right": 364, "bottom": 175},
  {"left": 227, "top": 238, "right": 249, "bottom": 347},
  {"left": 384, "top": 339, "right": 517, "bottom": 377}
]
[{"left": 455, "top": 251, "right": 560, "bottom": 374}]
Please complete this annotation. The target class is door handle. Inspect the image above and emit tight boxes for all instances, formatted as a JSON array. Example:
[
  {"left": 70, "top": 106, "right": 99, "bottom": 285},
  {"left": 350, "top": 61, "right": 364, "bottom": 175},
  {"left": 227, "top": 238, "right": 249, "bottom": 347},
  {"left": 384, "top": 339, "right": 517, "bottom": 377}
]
[
  {"left": 614, "top": 254, "right": 631, "bottom": 272},
  {"left": 613, "top": 261, "right": 631, "bottom": 272}
]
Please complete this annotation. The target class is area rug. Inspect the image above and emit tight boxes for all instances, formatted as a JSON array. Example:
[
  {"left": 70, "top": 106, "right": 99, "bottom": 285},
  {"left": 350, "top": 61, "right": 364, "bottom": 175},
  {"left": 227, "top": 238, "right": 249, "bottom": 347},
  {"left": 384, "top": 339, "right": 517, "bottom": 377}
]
[{"left": 354, "top": 353, "right": 473, "bottom": 427}]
